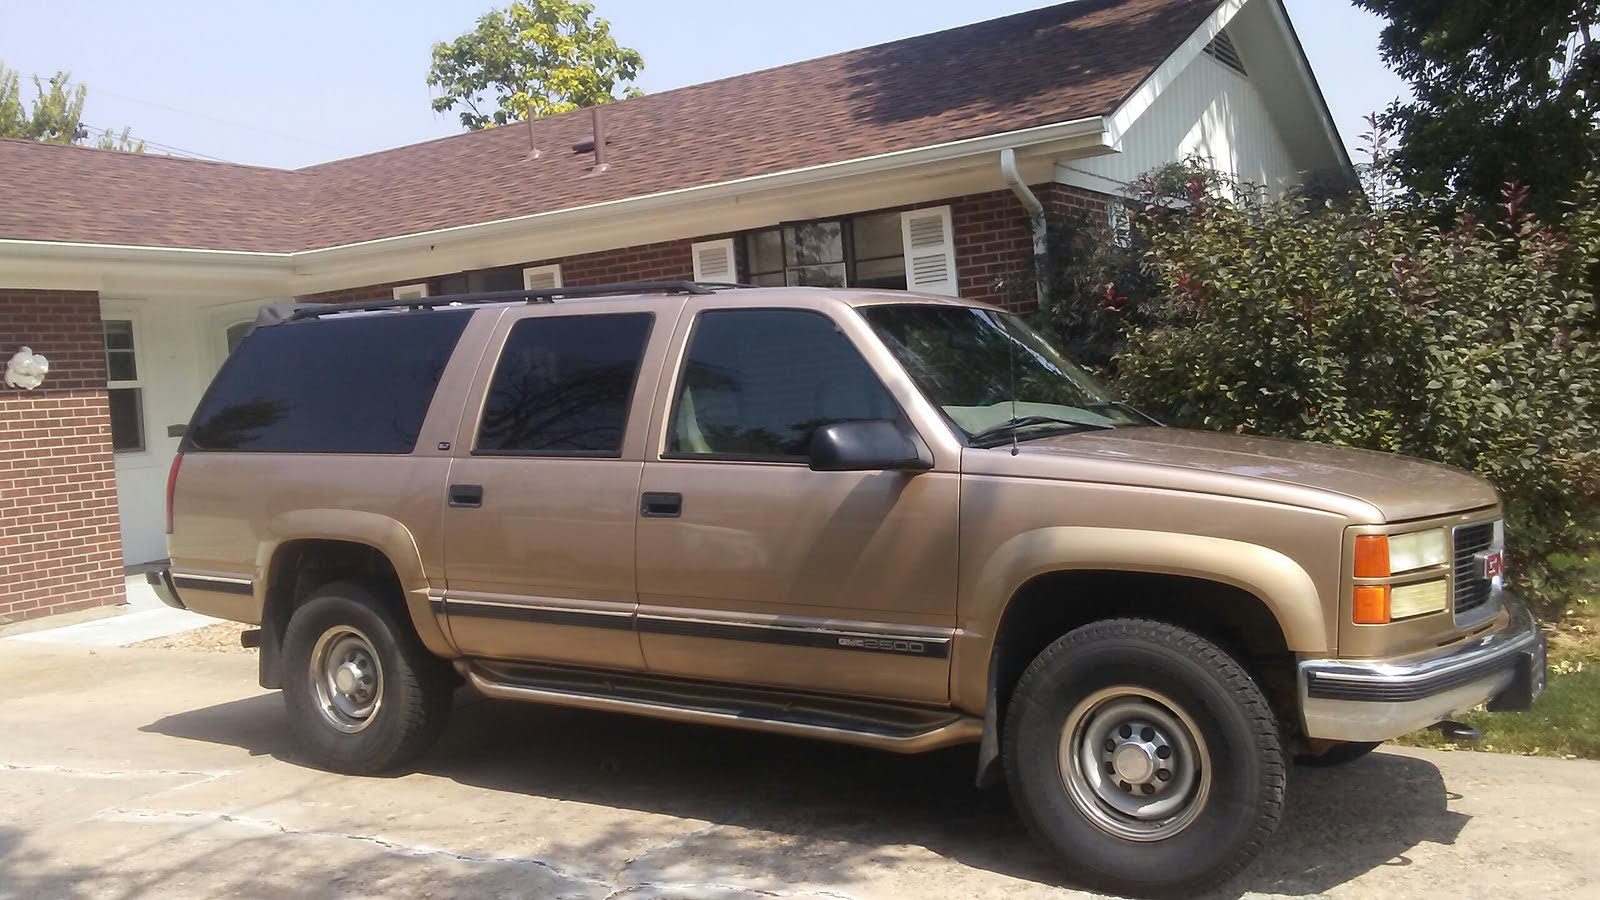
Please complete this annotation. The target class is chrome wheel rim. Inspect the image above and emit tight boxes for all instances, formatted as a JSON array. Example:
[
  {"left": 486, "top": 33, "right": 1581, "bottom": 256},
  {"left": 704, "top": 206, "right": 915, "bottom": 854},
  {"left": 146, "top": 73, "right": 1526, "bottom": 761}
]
[
  {"left": 309, "top": 626, "right": 383, "bottom": 734},
  {"left": 1058, "top": 686, "right": 1210, "bottom": 841}
]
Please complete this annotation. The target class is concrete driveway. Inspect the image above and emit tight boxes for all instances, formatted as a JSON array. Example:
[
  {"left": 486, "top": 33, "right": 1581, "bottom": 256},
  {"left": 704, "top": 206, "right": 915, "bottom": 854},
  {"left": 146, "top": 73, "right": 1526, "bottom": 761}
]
[{"left": 2, "top": 640, "right": 1595, "bottom": 899}]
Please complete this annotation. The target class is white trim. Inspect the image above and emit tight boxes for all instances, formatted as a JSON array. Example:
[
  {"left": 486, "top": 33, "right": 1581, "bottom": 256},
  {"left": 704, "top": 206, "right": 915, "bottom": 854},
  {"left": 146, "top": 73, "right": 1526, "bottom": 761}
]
[
  {"left": 99, "top": 306, "right": 148, "bottom": 457},
  {"left": 392, "top": 283, "right": 429, "bottom": 300},
  {"left": 521, "top": 264, "right": 563, "bottom": 290}
]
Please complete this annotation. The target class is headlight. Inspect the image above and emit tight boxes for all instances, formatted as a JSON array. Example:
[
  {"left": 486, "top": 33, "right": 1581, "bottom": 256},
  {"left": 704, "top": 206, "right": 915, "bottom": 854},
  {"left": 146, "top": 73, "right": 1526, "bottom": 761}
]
[
  {"left": 1387, "top": 529, "right": 1449, "bottom": 574},
  {"left": 1390, "top": 579, "right": 1449, "bottom": 619}
]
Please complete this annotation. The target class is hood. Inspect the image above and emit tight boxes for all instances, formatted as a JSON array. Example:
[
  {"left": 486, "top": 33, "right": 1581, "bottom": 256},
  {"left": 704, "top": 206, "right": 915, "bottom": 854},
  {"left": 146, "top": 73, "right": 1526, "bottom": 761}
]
[{"left": 1000, "top": 428, "right": 1499, "bottom": 523}]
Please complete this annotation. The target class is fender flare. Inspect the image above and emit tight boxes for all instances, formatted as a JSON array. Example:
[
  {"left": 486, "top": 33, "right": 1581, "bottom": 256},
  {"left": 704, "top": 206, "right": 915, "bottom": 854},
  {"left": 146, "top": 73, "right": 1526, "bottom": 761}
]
[
  {"left": 256, "top": 509, "right": 454, "bottom": 662},
  {"left": 962, "top": 526, "right": 1330, "bottom": 785}
]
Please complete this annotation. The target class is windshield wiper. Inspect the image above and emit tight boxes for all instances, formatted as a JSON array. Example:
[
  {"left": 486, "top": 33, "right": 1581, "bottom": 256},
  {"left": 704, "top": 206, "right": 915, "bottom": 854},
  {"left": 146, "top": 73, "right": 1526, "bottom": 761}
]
[{"left": 967, "top": 415, "right": 1116, "bottom": 446}]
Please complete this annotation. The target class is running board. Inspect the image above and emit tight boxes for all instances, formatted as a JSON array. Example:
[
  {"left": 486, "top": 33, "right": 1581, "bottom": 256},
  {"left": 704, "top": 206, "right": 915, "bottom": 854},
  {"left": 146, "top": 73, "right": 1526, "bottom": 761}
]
[{"left": 459, "top": 659, "right": 982, "bottom": 754}]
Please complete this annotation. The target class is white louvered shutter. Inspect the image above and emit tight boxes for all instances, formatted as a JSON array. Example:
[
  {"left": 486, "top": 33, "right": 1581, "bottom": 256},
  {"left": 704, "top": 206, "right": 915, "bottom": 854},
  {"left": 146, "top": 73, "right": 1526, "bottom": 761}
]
[
  {"left": 522, "top": 264, "right": 563, "bottom": 290},
  {"left": 691, "top": 238, "right": 737, "bottom": 284},
  {"left": 392, "top": 284, "right": 428, "bottom": 300},
  {"left": 900, "top": 206, "right": 958, "bottom": 296}
]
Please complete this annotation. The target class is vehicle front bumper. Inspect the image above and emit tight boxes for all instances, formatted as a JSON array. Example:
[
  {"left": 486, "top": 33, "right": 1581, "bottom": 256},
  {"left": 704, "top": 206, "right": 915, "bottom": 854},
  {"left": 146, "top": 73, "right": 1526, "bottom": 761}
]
[{"left": 1299, "top": 596, "right": 1547, "bottom": 743}]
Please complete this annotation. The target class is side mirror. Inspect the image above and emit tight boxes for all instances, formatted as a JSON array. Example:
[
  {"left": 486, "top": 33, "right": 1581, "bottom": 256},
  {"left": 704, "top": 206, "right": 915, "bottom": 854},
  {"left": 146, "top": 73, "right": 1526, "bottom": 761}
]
[{"left": 808, "top": 420, "right": 933, "bottom": 472}]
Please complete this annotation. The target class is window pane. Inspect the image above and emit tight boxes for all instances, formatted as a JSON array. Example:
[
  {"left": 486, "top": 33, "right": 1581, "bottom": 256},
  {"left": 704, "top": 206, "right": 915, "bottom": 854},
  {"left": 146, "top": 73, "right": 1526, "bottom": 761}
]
[
  {"left": 854, "top": 257, "right": 908, "bottom": 290},
  {"left": 476, "top": 314, "right": 653, "bottom": 456},
  {"left": 744, "top": 229, "right": 784, "bottom": 275},
  {"left": 103, "top": 320, "right": 135, "bottom": 351},
  {"left": 103, "top": 321, "right": 137, "bottom": 381},
  {"left": 853, "top": 212, "right": 903, "bottom": 261},
  {"left": 469, "top": 266, "right": 523, "bottom": 293},
  {"left": 108, "top": 387, "right": 144, "bottom": 452},
  {"left": 785, "top": 222, "right": 843, "bottom": 267},
  {"left": 670, "top": 309, "right": 898, "bottom": 459},
  {"left": 188, "top": 310, "right": 470, "bottom": 453},
  {"left": 788, "top": 263, "right": 847, "bottom": 288}
]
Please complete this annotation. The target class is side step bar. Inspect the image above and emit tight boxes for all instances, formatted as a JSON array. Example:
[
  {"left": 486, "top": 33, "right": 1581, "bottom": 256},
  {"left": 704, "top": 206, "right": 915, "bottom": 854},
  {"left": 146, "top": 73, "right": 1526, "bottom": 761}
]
[{"left": 459, "top": 659, "right": 982, "bottom": 754}]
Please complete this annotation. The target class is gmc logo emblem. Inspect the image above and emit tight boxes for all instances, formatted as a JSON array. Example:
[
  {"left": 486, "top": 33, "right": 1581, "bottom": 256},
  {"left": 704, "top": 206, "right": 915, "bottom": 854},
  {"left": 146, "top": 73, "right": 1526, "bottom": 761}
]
[{"left": 1476, "top": 550, "right": 1505, "bottom": 580}]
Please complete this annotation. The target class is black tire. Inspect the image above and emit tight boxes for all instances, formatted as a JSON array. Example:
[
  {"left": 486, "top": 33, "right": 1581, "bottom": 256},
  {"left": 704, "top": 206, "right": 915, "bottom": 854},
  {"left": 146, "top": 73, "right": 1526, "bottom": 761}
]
[
  {"left": 1003, "top": 619, "right": 1285, "bottom": 899},
  {"left": 1297, "top": 740, "right": 1382, "bottom": 767},
  {"left": 281, "top": 580, "right": 452, "bottom": 774}
]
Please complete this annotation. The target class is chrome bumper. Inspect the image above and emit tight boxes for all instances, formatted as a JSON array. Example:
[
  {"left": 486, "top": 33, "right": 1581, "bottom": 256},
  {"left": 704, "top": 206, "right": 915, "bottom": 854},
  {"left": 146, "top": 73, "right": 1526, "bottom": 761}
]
[{"left": 1299, "top": 597, "right": 1546, "bottom": 743}]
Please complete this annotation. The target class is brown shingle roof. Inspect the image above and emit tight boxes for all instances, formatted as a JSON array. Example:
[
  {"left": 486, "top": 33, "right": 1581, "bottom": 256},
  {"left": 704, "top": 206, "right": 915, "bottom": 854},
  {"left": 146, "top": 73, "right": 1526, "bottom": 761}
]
[{"left": 0, "top": 0, "right": 1218, "bottom": 253}]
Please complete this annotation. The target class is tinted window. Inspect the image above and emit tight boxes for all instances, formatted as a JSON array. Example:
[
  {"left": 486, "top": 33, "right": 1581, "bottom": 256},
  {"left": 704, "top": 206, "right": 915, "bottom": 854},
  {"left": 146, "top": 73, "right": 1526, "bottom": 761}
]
[
  {"left": 669, "top": 309, "right": 898, "bottom": 459},
  {"left": 476, "top": 314, "right": 653, "bottom": 456},
  {"left": 188, "top": 311, "right": 470, "bottom": 453}
]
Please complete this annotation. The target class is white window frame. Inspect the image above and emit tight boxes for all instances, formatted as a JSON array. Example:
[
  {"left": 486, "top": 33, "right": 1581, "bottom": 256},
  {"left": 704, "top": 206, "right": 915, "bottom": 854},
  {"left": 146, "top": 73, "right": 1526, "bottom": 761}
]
[
  {"left": 522, "top": 264, "right": 564, "bottom": 290},
  {"left": 691, "top": 238, "right": 738, "bottom": 284},
  {"left": 392, "top": 283, "right": 429, "bottom": 300},
  {"left": 101, "top": 312, "right": 147, "bottom": 456}
]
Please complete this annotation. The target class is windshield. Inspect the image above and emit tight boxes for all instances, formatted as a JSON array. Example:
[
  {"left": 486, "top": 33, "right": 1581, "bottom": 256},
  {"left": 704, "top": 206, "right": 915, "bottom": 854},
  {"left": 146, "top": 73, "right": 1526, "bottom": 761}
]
[{"left": 858, "top": 304, "right": 1152, "bottom": 443}]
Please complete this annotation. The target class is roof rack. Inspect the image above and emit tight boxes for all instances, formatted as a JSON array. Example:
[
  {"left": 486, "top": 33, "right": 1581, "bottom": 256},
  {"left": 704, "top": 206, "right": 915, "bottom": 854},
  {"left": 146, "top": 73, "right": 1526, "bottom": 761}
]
[{"left": 264, "top": 280, "right": 742, "bottom": 326}]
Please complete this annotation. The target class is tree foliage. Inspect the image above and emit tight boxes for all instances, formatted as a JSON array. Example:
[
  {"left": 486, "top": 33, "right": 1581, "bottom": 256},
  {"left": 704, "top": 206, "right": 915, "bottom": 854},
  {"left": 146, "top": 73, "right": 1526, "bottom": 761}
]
[
  {"left": 428, "top": 0, "right": 643, "bottom": 130},
  {"left": 1354, "top": 0, "right": 1598, "bottom": 219},
  {"left": 0, "top": 61, "right": 144, "bottom": 151},
  {"left": 1077, "top": 162, "right": 1598, "bottom": 612}
]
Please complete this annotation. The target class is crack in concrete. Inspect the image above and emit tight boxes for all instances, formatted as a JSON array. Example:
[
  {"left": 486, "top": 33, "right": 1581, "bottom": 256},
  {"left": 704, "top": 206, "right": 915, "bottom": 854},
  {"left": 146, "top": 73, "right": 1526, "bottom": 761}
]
[
  {"left": 100, "top": 807, "right": 860, "bottom": 899},
  {"left": 0, "top": 761, "right": 234, "bottom": 780}
]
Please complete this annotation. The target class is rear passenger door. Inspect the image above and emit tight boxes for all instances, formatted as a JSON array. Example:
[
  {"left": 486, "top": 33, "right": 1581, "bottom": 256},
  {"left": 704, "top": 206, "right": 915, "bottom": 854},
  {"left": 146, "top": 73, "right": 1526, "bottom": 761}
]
[{"left": 441, "top": 301, "right": 679, "bottom": 669}]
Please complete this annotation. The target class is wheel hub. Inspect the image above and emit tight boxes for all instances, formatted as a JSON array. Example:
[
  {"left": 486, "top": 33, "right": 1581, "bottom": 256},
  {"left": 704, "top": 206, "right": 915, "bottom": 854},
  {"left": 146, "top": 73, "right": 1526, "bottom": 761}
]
[
  {"left": 309, "top": 626, "right": 384, "bottom": 734},
  {"left": 1058, "top": 687, "right": 1211, "bottom": 841},
  {"left": 1105, "top": 721, "right": 1175, "bottom": 793}
]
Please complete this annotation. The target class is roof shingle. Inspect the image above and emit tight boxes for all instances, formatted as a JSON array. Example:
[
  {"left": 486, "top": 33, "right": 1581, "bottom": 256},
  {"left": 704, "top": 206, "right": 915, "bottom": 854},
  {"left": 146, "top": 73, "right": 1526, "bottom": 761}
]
[{"left": 0, "top": 0, "right": 1218, "bottom": 253}]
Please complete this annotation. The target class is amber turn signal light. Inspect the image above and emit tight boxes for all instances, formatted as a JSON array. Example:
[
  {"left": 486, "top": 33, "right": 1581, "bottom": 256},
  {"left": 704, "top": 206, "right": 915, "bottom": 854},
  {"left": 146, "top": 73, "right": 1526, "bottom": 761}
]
[
  {"left": 1352, "top": 585, "right": 1391, "bottom": 625},
  {"left": 1353, "top": 535, "right": 1390, "bottom": 578}
]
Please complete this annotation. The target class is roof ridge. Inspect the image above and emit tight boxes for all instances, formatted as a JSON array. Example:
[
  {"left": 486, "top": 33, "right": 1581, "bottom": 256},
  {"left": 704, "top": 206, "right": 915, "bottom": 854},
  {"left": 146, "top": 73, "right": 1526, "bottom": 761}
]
[{"left": 0, "top": 135, "right": 303, "bottom": 175}]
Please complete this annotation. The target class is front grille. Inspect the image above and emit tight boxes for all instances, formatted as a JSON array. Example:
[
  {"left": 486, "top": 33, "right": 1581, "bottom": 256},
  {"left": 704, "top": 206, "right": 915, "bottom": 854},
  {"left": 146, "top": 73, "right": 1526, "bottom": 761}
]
[{"left": 1452, "top": 522, "right": 1496, "bottom": 616}]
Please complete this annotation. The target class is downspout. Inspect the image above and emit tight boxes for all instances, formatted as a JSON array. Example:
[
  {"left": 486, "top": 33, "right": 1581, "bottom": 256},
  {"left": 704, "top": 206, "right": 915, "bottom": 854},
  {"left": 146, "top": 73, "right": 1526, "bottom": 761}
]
[{"left": 999, "top": 147, "right": 1049, "bottom": 311}]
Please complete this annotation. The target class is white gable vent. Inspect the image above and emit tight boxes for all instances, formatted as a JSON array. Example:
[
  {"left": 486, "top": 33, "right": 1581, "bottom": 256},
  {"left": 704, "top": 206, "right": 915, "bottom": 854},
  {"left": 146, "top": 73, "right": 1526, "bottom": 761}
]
[
  {"left": 1203, "top": 29, "right": 1248, "bottom": 77},
  {"left": 900, "top": 206, "right": 958, "bottom": 296},
  {"left": 692, "top": 238, "right": 737, "bottom": 284},
  {"left": 523, "top": 264, "right": 563, "bottom": 290}
]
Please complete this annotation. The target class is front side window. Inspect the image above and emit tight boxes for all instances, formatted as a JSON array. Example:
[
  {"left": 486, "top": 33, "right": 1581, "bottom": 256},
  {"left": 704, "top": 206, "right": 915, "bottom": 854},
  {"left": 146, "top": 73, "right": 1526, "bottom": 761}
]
[
  {"left": 743, "top": 213, "right": 907, "bottom": 291},
  {"left": 476, "top": 313, "right": 653, "bottom": 457},
  {"left": 103, "top": 319, "right": 144, "bottom": 453},
  {"left": 188, "top": 310, "right": 470, "bottom": 453},
  {"left": 860, "top": 304, "right": 1151, "bottom": 444},
  {"left": 669, "top": 309, "right": 899, "bottom": 460}
]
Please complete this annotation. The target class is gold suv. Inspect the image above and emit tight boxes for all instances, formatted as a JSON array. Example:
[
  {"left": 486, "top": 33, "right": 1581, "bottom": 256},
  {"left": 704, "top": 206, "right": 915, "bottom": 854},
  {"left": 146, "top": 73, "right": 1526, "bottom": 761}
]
[{"left": 153, "top": 282, "right": 1545, "bottom": 897}]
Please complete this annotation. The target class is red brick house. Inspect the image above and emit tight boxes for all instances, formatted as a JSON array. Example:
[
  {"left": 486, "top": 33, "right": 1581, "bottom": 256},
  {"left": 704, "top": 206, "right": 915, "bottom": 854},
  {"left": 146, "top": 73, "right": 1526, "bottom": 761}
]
[{"left": 0, "top": 0, "right": 1349, "bottom": 621}]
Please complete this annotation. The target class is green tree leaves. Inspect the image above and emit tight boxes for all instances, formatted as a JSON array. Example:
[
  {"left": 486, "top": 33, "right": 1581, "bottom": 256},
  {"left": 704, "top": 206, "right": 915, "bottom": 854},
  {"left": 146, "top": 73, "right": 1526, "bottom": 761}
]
[
  {"left": 0, "top": 61, "right": 143, "bottom": 151},
  {"left": 1354, "top": 1, "right": 1598, "bottom": 220},
  {"left": 427, "top": 0, "right": 644, "bottom": 130}
]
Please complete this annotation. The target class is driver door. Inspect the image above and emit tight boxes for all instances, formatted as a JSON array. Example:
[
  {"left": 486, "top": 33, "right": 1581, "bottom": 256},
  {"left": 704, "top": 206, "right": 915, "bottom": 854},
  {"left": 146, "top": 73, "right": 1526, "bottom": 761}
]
[{"left": 634, "top": 302, "right": 960, "bottom": 704}]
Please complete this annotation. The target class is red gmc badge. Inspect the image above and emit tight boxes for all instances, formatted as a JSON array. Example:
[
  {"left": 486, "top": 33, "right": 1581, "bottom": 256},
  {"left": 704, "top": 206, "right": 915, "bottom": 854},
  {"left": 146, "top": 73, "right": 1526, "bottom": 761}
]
[{"left": 1476, "top": 550, "right": 1505, "bottom": 580}]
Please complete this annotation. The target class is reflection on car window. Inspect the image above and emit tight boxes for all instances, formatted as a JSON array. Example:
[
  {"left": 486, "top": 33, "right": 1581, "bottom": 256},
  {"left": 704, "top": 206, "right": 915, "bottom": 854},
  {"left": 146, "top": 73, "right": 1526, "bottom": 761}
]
[{"left": 669, "top": 309, "right": 898, "bottom": 459}]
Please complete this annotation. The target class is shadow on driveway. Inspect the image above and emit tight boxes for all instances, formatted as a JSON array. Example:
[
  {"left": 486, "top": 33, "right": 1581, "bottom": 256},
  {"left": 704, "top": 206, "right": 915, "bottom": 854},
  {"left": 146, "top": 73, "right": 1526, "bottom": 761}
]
[{"left": 142, "top": 691, "right": 1470, "bottom": 897}]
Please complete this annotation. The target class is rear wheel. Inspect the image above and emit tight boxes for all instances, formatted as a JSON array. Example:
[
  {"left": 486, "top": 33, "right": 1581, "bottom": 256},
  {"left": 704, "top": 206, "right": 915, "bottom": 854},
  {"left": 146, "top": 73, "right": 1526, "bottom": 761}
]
[
  {"left": 282, "top": 580, "right": 452, "bottom": 774},
  {"left": 1004, "top": 619, "right": 1284, "bottom": 898}
]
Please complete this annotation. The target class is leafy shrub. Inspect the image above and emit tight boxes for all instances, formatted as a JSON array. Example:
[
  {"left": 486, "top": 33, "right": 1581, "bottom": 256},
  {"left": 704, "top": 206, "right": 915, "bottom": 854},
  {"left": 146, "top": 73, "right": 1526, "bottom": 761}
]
[{"left": 1082, "top": 163, "right": 1597, "bottom": 614}]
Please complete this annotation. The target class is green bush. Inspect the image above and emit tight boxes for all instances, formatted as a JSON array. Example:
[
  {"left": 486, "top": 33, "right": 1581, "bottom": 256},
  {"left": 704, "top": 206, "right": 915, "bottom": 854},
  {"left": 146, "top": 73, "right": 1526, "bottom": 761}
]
[{"left": 1084, "top": 165, "right": 1597, "bottom": 614}]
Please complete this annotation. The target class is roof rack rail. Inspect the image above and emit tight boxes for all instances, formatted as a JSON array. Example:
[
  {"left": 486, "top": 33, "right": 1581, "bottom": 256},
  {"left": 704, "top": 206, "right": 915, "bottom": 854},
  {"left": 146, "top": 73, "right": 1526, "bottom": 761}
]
[{"left": 266, "top": 280, "right": 736, "bottom": 325}]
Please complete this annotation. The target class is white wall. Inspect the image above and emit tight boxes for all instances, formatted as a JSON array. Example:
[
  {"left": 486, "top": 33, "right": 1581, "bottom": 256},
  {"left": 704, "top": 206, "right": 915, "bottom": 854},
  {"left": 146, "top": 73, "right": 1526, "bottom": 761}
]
[
  {"left": 1057, "top": 51, "right": 1300, "bottom": 199},
  {"left": 102, "top": 297, "right": 270, "bottom": 565}
]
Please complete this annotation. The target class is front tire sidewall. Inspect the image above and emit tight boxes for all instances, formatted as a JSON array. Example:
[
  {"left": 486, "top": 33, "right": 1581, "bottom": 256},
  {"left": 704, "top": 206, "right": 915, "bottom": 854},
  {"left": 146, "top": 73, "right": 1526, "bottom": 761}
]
[
  {"left": 282, "top": 586, "right": 446, "bottom": 774},
  {"left": 1006, "top": 623, "right": 1282, "bottom": 896}
]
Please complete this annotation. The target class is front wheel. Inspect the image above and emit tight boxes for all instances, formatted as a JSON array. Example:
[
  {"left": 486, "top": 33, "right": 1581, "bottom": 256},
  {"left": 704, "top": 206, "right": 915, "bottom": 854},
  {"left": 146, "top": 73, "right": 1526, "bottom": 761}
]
[
  {"left": 282, "top": 581, "right": 453, "bottom": 774},
  {"left": 1004, "top": 619, "right": 1285, "bottom": 898}
]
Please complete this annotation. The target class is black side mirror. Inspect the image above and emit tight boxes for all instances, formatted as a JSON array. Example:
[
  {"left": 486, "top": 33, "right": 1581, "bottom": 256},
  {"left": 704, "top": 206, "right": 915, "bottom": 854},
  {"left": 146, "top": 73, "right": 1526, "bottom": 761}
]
[{"left": 808, "top": 420, "right": 933, "bottom": 472}]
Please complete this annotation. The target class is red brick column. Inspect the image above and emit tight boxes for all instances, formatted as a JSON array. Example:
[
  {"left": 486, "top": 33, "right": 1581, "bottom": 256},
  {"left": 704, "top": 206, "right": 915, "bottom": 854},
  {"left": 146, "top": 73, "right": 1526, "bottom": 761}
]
[{"left": 1, "top": 289, "right": 126, "bottom": 624}]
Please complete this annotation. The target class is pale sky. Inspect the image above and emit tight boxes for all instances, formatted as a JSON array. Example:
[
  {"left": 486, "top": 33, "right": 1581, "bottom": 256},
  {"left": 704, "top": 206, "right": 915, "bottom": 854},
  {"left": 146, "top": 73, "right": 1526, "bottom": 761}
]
[{"left": 0, "top": 0, "right": 1408, "bottom": 169}]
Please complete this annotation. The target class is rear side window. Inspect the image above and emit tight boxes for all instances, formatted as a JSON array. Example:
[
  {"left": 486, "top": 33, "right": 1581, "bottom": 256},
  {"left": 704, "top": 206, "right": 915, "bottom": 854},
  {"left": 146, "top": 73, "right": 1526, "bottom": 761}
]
[
  {"left": 475, "top": 313, "right": 653, "bottom": 457},
  {"left": 188, "top": 311, "right": 470, "bottom": 453}
]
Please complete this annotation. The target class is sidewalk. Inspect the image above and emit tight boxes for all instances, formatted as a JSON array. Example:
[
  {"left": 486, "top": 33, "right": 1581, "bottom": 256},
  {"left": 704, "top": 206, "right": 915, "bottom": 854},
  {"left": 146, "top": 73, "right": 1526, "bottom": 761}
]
[{"left": 2, "top": 574, "right": 220, "bottom": 647}]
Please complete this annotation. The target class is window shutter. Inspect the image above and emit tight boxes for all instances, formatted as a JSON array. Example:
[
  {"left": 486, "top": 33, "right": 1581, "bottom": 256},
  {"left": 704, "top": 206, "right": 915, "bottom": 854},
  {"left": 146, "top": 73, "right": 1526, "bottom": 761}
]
[
  {"left": 691, "top": 238, "right": 737, "bottom": 284},
  {"left": 900, "top": 207, "right": 958, "bottom": 296},
  {"left": 392, "top": 284, "right": 429, "bottom": 300},
  {"left": 523, "top": 264, "right": 563, "bottom": 290}
]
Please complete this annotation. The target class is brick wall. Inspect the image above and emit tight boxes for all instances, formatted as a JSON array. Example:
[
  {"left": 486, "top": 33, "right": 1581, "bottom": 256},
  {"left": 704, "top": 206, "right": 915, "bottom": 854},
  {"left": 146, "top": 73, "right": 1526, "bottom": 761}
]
[
  {"left": 1, "top": 290, "right": 126, "bottom": 624},
  {"left": 298, "top": 187, "right": 1115, "bottom": 314}
]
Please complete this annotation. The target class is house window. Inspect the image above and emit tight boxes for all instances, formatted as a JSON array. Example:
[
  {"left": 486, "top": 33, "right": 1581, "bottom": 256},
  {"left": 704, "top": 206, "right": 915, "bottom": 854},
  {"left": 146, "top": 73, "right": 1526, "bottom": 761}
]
[
  {"left": 437, "top": 265, "right": 522, "bottom": 295},
  {"left": 742, "top": 212, "right": 908, "bottom": 291},
  {"left": 225, "top": 321, "right": 253, "bottom": 355},
  {"left": 103, "top": 319, "right": 145, "bottom": 453}
]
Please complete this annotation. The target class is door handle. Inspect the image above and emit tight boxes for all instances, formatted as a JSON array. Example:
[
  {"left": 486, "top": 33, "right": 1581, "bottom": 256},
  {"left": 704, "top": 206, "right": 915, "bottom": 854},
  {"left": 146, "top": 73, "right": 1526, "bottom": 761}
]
[
  {"left": 640, "top": 491, "right": 682, "bottom": 518},
  {"left": 449, "top": 484, "right": 484, "bottom": 508}
]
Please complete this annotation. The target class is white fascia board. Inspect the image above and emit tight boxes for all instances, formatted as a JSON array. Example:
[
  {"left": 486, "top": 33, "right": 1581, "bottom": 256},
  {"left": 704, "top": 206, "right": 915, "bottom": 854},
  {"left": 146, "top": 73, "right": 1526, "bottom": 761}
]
[
  {"left": 1103, "top": 0, "right": 1251, "bottom": 148},
  {"left": 1258, "top": 0, "right": 1356, "bottom": 179}
]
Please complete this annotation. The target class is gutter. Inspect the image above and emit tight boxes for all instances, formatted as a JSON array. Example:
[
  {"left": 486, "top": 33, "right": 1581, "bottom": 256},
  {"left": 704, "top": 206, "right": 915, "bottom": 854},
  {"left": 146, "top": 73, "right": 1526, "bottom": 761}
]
[{"left": 1000, "top": 147, "right": 1049, "bottom": 310}]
